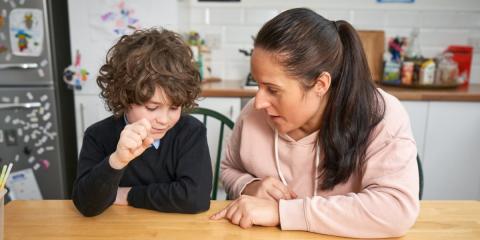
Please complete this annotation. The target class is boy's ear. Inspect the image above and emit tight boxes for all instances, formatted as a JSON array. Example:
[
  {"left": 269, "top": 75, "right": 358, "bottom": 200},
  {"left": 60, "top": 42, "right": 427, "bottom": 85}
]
[{"left": 313, "top": 72, "right": 331, "bottom": 96}]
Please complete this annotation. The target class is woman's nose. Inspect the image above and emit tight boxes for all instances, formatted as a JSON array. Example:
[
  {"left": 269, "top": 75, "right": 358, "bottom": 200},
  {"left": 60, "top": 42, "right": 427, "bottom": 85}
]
[{"left": 254, "top": 89, "right": 270, "bottom": 110}]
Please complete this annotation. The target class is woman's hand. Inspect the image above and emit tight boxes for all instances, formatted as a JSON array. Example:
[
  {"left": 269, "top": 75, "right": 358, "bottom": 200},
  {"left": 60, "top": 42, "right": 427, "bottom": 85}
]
[
  {"left": 242, "top": 176, "right": 297, "bottom": 201},
  {"left": 114, "top": 187, "right": 131, "bottom": 205},
  {"left": 109, "top": 118, "right": 154, "bottom": 169},
  {"left": 210, "top": 195, "right": 280, "bottom": 228}
]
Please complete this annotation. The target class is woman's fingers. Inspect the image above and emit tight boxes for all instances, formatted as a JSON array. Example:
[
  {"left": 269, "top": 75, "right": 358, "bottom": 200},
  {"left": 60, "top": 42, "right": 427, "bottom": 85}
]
[
  {"left": 209, "top": 208, "right": 227, "bottom": 220},
  {"left": 209, "top": 200, "right": 237, "bottom": 220},
  {"left": 266, "top": 186, "right": 287, "bottom": 201},
  {"left": 239, "top": 215, "right": 253, "bottom": 229}
]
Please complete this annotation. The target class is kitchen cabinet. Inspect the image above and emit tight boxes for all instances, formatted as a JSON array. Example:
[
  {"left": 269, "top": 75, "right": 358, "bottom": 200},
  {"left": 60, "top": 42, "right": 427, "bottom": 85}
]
[
  {"left": 403, "top": 101, "right": 480, "bottom": 200},
  {"left": 422, "top": 102, "right": 480, "bottom": 200},
  {"left": 401, "top": 101, "right": 429, "bottom": 159},
  {"left": 74, "top": 94, "right": 110, "bottom": 151}
]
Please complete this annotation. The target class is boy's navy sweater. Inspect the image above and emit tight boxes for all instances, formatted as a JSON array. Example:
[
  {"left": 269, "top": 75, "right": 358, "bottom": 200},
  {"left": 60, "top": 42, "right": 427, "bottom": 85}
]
[{"left": 72, "top": 115, "right": 212, "bottom": 217}]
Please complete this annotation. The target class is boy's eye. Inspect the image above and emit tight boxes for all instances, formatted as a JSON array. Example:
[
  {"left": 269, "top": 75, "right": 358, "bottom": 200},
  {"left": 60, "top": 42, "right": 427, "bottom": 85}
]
[
  {"left": 170, "top": 106, "right": 179, "bottom": 111},
  {"left": 145, "top": 106, "right": 157, "bottom": 111}
]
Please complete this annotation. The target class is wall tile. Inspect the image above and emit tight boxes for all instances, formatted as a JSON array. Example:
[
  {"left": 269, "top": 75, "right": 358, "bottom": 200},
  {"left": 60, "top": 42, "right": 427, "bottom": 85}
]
[
  {"left": 225, "top": 26, "right": 260, "bottom": 44},
  {"left": 209, "top": 8, "right": 243, "bottom": 25},
  {"left": 244, "top": 8, "right": 279, "bottom": 25}
]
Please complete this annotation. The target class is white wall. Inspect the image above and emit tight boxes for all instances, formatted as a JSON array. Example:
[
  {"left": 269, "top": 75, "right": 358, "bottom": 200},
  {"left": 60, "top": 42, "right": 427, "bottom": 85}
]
[{"left": 179, "top": 0, "right": 480, "bottom": 84}]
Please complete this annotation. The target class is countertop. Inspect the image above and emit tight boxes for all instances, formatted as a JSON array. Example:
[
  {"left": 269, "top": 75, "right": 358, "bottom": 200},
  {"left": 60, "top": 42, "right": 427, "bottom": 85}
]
[{"left": 201, "top": 80, "right": 480, "bottom": 101}]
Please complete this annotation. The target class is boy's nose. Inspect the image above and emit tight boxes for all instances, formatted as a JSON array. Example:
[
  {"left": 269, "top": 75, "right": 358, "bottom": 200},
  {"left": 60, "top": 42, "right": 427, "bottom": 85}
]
[{"left": 154, "top": 112, "right": 169, "bottom": 126}]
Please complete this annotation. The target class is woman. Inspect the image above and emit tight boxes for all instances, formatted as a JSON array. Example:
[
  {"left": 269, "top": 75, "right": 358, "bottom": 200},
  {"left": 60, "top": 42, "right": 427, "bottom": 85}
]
[{"left": 210, "top": 8, "right": 419, "bottom": 238}]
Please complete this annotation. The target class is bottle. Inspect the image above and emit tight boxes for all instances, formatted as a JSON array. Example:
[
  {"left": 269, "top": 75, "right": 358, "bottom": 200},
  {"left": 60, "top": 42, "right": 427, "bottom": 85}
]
[
  {"left": 419, "top": 60, "right": 436, "bottom": 85},
  {"left": 435, "top": 52, "right": 459, "bottom": 85},
  {"left": 405, "top": 28, "right": 422, "bottom": 59}
]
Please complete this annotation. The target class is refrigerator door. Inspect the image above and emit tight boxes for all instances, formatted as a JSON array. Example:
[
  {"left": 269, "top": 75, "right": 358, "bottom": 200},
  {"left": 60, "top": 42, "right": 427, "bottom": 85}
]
[
  {"left": 0, "top": 0, "right": 52, "bottom": 85},
  {"left": 0, "top": 87, "right": 65, "bottom": 199}
]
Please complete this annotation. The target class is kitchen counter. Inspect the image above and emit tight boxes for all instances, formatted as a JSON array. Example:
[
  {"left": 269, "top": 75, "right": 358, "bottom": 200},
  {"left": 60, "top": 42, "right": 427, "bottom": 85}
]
[{"left": 201, "top": 80, "right": 480, "bottom": 101}]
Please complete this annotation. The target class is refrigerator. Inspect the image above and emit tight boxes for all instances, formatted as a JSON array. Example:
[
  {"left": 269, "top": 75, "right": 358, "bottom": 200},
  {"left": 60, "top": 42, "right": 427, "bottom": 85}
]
[{"left": 0, "top": 0, "right": 77, "bottom": 200}]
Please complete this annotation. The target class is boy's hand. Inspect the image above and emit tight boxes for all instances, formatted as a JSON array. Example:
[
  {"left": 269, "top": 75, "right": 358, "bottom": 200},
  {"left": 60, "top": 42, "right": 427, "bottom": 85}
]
[{"left": 109, "top": 118, "right": 154, "bottom": 169}]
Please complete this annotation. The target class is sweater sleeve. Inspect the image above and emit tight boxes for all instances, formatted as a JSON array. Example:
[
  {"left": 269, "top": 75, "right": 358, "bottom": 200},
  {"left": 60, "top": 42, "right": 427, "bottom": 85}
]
[
  {"left": 279, "top": 106, "right": 420, "bottom": 238},
  {"left": 220, "top": 111, "right": 261, "bottom": 199},
  {"left": 127, "top": 123, "right": 212, "bottom": 213},
  {"left": 72, "top": 128, "right": 125, "bottom": 217}
]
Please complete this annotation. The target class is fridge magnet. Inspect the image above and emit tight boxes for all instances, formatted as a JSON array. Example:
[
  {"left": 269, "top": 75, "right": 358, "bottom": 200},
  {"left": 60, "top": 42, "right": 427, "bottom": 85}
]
[
  {"left": 63, "top": 50, "right": 89, "bottom": 90},
  {"left": 37, "top": 68, "right": 44, "bottom": 77},
  {"left": 40, "top": 160, "right": 49, "bottom": 169},
  {"left": 9, "top": 8, "right": 44, "bottom": 56},
  {"left": 33, "top": 163, "right": 40, "bottom": 171},
  {"left": 36, "top": 147, "right": 44, "bottom": 154}
]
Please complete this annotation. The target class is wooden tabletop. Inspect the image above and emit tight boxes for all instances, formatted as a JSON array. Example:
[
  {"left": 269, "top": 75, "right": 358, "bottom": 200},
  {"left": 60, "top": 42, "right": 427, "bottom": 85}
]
[
  {"left": 4, "top": 200, "right": 480, "bottom": 240},
  {"left": 201, "top": 80, "right": 480, "bottom": 101}
]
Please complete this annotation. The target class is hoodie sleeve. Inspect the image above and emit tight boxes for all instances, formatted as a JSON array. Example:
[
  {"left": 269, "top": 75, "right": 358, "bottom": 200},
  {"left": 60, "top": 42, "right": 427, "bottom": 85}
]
[{"left": 279, "top": 96, "right": 420, "bottom": 238}]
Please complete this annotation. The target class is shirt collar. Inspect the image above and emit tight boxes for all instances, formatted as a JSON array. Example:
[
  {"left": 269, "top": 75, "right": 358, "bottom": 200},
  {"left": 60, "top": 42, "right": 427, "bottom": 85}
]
[{"left": 123, "top": 114, "right": 161, "bottom": 149}]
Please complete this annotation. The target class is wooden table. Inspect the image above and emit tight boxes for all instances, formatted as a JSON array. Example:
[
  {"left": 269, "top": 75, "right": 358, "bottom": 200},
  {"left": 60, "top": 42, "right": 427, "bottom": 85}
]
[{"left": 4, "top": 200, "right": 480, "bottom": 240}]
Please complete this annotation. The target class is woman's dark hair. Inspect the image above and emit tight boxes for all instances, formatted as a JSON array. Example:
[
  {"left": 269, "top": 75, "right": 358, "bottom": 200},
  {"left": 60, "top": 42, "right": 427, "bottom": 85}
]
[
  {"left": 254, "top": 8, "right": 385, "bottom": 190},
  {"left": 97, "top": 28, "right": 201, "bottom": 117}
]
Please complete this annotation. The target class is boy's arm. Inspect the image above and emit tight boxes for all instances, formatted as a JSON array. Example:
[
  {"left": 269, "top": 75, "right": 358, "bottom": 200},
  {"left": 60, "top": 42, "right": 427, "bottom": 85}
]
[
  {"left": 72, "top": 128, "right": 125, "bottom": 217},
  {"left": 127, "top": 124, "right": 212, "bottom": 213}
]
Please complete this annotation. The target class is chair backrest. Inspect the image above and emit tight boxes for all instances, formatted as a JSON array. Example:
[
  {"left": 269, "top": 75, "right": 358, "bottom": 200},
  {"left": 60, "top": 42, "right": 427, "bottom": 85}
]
[
  {"left": 417, "top": 154, "right": 424, "bottom": 200},
  {"left": 189, "top": 107, "right": 234, "bottom": 200}
]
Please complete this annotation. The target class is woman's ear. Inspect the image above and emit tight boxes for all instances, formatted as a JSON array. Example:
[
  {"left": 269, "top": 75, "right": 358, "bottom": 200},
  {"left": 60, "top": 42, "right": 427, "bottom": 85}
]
[{"left": 314, "top": 72, "right": 331, "bottom": 96}]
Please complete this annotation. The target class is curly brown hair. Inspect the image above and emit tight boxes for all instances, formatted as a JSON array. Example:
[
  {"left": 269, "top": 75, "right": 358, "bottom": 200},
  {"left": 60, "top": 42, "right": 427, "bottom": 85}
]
[{"left": 97, "top": 28, "right": 201, "bottom": 117}]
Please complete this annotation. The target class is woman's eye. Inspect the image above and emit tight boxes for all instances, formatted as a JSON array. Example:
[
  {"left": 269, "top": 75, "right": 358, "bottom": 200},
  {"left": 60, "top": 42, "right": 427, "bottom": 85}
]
[{"left": 267, "top": 87, "right": 278, "bottom": 94}]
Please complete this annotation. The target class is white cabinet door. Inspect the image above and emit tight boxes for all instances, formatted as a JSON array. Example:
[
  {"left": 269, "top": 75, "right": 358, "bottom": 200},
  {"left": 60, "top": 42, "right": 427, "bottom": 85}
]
[
  {"left": 74, "top": 94, "right": 110, "bottom": 153},
  {"left": 423, "top": 102, "right": 480, "bottom": 200},
  {"left": 401, "top": 101, "right": 429, "bottom": 159}
]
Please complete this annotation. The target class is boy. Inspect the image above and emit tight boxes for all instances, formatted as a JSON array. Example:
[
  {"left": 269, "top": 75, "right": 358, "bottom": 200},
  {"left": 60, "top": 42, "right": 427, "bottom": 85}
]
[{"left": 72, "top": 28, "right": 212, "bottom": 217}]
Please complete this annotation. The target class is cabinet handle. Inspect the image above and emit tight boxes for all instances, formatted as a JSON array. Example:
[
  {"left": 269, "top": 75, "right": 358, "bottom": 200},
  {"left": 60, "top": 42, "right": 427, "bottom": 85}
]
[
  {"left": 0, "top": 102, "right": 41, "bottom": 110},
  {"left": 79, "top": 103, "right": 85, "bottom": 134},
  {"left": 229, "top": 106, "right": 233, "bottom": 118},
  {"left": 0, "top": 63, "right": 39, "bottom": 70}
]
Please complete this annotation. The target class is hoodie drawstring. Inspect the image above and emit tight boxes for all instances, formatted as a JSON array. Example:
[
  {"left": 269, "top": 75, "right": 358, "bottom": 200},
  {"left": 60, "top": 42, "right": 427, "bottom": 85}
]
[{"left": 274, "top": 129, "right": 320, "bottom": 196}]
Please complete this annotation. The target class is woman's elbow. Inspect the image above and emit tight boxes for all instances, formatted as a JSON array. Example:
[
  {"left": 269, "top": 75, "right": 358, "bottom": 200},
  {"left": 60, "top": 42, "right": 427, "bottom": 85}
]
[{"left": 382, "top": 202, "right": 420, "bottom": 237}]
